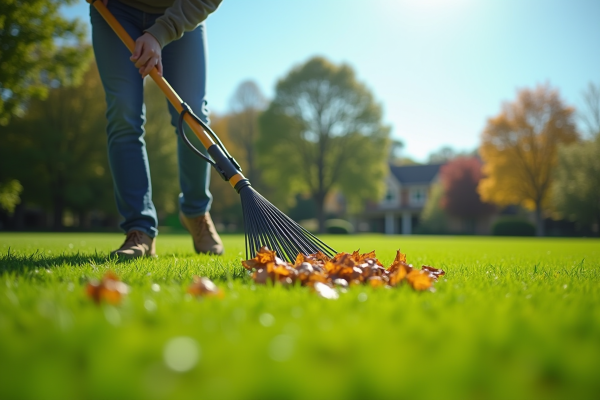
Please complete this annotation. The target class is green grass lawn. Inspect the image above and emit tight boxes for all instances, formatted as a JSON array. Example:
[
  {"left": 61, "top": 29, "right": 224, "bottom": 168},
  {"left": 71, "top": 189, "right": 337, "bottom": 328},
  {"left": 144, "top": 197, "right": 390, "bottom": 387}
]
[{"left": 0, "top": 233, "right": 599, "bottom": 400}]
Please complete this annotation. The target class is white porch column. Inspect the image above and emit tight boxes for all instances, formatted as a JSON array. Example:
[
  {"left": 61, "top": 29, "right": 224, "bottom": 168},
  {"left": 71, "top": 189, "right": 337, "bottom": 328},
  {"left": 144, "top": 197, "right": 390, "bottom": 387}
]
[
  {"left": 384, "top": 212, "right": 395, "bottom": 235},
  {"left": 402, "top": 211, "right": 412, "bottom": 235}
]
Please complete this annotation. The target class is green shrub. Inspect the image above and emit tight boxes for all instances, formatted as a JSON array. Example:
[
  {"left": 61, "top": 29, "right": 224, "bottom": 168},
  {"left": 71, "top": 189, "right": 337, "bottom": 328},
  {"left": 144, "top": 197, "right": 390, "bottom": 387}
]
[
  {"left": 325, "top": 219, "right": 354, "bottom": 234},
  {"left": 492, "top": 218, "right": 535, "bottom": 236}
]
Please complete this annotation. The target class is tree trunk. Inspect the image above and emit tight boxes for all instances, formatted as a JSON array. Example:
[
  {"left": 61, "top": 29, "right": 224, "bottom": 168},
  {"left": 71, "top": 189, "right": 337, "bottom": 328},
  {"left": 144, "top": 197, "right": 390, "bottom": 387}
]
[{"left": 535, "top": 204, "right": 544, "bottom": 237}]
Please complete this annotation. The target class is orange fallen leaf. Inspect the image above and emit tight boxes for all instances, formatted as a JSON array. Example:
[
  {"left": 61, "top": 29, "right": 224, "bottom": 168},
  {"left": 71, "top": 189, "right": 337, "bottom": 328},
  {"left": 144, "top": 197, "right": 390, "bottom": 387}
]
[
  {"left": 387, "top": 250, "right": 409, "bottom": 273},
  {"left": 367, "top": 276, "right": 386, "bottom": 288},
  {"left": 86, "top": 271, "right": 129, "bottom": 305},
  {"left": 388, "top": 264, "right": 410, "bottom": 286},
  {"left": 406, "top": 270, "right": 434, "bottom": 291},
  {"left": 187, "top": 276, "right": 223, "bottom": 298},
  {"left": 242, "top": 246, "right": 277, "bottom": 270}
]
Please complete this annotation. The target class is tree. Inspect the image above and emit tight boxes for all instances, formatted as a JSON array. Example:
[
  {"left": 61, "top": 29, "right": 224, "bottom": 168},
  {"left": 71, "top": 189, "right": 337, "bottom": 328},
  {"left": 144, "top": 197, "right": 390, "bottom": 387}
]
[
  {"left": 427, "top": 146, "right": 475, "bottom": 164},
  {"left": 478, "top": 84, "right": 578, "bottom": 236},
  {"left": 440, "top": 157, "right": 495, "bottom": 231},
  {"left": 227, "top": 80, "right": 267, "bottom": 187},
  {"left": 416, "top": 182, "right": 447, "bottom": 234},
  {"left": 0, "top": 0, "right": 89, "bottom": 125},
  {"left": 0, "top": 58, "right": 114, "bottom": 230},
  {"left": 552, "top": 136, "right": 600, "bottom": 235},
  {"left": 580, "top": 82, "right": 600, "bottom": 138},
  {"left": 0, "top": 180, "right": 22, "bottom": 215},
  {"left": 388, "top": 138, "right": 405, "bottom": 164},
  {"left": 258, "top": 57, "right": 389, "bottom": 232}
]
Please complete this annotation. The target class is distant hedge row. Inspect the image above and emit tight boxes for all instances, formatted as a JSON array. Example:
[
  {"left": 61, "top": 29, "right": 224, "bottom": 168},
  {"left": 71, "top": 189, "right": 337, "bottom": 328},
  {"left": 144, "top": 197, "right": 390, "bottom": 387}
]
[{"left": 492, "top": 218, "right": 535, "bottom": 236}]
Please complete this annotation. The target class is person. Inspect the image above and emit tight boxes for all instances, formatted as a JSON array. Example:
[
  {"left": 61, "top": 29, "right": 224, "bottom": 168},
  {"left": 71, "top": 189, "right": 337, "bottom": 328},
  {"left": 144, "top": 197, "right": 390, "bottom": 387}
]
[{"left": 90, "top": 0, "right": 224, "bottom": 258}]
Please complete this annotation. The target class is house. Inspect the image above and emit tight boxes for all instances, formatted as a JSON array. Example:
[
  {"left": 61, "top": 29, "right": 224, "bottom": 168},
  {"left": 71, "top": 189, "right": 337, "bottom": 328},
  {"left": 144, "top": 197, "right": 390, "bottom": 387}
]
[{"left": 356, "top": 163, "right": 443, "bottom": 234}]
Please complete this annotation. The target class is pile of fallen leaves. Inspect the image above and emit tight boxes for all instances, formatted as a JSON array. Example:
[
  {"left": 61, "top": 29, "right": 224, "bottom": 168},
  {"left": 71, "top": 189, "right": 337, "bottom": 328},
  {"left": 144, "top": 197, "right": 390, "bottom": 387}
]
[{"left": 242, "top": 246, "right": 445, "bottom": 294}]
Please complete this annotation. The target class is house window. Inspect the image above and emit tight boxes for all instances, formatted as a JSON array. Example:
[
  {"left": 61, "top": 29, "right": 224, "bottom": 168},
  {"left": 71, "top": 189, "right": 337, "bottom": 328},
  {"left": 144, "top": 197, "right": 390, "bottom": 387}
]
[
  {"left": 409, "top": 187, "right": 427, "bottom": 206},
  {"left": 385, "top": 189, "right": 394, "bottom": 202},
  {"left": 379, "top": 180, "right": 399, "bottom": 208},
  {"left": 382, "top": 184, "right": 398, "bottom": 206}
]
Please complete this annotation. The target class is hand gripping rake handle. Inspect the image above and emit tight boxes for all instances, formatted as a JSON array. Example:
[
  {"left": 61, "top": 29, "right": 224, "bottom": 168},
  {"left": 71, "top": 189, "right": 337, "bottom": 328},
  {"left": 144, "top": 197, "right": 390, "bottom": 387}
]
[{"left": 89, "top": 0, "right": 250, "bottom": 193}]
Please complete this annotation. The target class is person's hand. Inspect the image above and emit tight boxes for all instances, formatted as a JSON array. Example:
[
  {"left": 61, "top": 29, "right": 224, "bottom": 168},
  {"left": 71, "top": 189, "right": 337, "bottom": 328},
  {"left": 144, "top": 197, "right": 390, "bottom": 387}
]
[{"left": 130, "top": 33, "right": 163, "bottom": 78}]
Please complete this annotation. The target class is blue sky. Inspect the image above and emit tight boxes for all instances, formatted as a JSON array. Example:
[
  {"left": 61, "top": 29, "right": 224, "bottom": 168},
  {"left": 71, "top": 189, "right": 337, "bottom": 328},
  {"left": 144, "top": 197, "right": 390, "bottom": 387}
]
[{"left": 63, "top": 0, "right": 600, "bottom": 162}]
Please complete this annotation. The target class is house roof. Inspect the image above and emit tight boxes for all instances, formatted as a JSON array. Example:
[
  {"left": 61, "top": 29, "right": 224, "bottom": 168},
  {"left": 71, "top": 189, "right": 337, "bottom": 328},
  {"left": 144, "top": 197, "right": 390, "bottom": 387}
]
[{"left": 389, "top": 163, "right": 444, "bottom": 185}]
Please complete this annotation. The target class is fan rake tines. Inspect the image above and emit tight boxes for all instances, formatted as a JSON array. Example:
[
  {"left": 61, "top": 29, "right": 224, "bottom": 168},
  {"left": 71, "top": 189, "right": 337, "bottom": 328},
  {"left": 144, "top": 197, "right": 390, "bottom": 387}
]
[{"left": 239, "top": 185, "right": 336, "bottom": 262}]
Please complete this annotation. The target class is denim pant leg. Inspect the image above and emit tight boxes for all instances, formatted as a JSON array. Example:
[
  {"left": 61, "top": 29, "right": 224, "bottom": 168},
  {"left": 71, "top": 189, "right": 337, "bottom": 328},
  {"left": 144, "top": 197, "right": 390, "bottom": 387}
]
[
  {"left": 90, "top": 2, "right": 158, "bottom": 237},
  {"left": 161, "top": 23, "right": 213, "bottom": 218}
]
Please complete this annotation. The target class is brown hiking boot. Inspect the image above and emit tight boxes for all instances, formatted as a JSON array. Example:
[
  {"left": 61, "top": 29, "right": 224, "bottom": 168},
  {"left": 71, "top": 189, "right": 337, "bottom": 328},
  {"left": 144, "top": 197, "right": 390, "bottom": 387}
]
[
  {"left": 110, "top": 230, "right": 156, "bottom": 259},
  {"left": 179, "top": 211, "right": 224, "bottom": 255}
]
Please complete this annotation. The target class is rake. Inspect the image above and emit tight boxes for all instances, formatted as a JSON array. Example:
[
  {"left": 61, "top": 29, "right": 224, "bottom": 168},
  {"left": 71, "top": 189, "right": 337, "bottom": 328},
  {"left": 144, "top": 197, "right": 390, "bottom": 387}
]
[{"left": 90, "top": 0, "right": 336, "bottom": 261}]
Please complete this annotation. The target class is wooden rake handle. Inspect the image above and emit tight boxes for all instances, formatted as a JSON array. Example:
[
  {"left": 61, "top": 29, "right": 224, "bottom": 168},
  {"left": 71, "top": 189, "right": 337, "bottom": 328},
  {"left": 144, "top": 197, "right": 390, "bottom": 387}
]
[{"left": 88, "top": 0, "right": 246, "bottom": 188}]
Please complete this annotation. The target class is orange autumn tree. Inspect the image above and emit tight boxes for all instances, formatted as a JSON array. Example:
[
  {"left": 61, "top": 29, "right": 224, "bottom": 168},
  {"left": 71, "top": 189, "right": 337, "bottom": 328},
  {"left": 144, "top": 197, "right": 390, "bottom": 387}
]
[{"left": 478, "top": 84, "right": 578, "bottom": 236}]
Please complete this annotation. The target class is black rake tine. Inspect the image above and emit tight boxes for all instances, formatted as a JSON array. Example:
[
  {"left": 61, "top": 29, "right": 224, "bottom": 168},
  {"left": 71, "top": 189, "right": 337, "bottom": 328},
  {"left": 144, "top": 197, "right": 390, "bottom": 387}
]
[
  {"left": 239, "top": 186, "right": 336, "bottom": 261},
  {"left": 241, "top": 194, "right": 251, "bottom": 260},
  {"left": 263, "top": 206, "right": 316, "bottom": 257},
  {"left": 254, "top": 191, "right": 334, "bottom": 257},
  {"left": 248, "top": 189, "right": 292, "bottom": 258},
  {"left": 254, "top": 194, "right": 313, "bottom": 258},
  {"left": 246, "top": 193, "right": 268, "bottom": 255},
  {"left": 255, "top": 198, "right": 302, "bottom": 259},
  {"left": 256, "top": 192, "right": 334, "bottom": 255},
  {"left": 247, "top": 191, "right": 282, "bottom": 257}
]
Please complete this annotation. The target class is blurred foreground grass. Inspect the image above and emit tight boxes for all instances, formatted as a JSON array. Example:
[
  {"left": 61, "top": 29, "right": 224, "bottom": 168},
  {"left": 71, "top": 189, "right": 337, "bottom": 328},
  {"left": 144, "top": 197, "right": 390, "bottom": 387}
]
[{"left": 0, "top": 233, "right": 599, "bottom": 400}]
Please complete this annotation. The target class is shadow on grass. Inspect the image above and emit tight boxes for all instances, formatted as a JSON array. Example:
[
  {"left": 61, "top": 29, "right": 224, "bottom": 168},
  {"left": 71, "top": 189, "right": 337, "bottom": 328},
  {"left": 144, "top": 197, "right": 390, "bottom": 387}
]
[
  {"left": 0, "top": 248, "right": 249, "bottom": 282},
  {"left": 0, "top": 248, "right": 117, "bottom": 275}
]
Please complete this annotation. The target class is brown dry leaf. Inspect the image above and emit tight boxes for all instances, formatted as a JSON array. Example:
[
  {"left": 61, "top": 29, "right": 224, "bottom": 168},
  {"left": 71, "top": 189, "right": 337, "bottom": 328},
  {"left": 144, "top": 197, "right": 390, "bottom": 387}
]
[
  {"left": 388, "top": 264, "right": 410, "bottom": 286},
  {"left": 294, "top": 253, "right": 307, "bottom": 267},
  {"left": 86, "top": 271, "right": 129, "bottom": 305},
  {"left": 421, "top": 265, "right": 446, "bottom": 280},
  {"left": 367, "top": 276, "right": 386, "bottom": 288},
  {"left": 310, "top": 251, "right": 330, "bottom": 263},
  {"left": 273, "top": 263, "right": 296, "bottom": 277},
  {"left": 242, "top": 246, "right": 277, "bottom": 270},
  {"left": 387, "top": 250, "right": 408, "bottom": 273},
  {"left": 253, "top": 268, "right": 270, "bottom": 284},
  {"left": 357, "top": 250, "right": 381, "bottom": 265},
  {"left": 331, "top": 252, "right": 351, "bottom": 263},
  {"left": 306, "top": 271, "right": 329, "bottom": 286},
  {"left": 187, "top": 276, "right": 223, "bottom": 298},
  {"left": 406, "top": 270, "right": 434, "bottom": 291}
]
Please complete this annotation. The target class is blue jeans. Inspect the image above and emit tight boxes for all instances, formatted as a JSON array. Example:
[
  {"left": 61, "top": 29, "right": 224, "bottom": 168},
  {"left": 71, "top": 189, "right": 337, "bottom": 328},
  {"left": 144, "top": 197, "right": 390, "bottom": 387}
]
[{"left": 90, "top": 0, "right": 213, "bottom": 238}]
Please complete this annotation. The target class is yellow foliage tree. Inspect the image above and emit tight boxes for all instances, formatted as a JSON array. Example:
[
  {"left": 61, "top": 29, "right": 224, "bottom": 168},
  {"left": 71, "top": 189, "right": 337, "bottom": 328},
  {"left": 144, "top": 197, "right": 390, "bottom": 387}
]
[{"left": 478, "top": 84, "right": 579, "bottom": 236}]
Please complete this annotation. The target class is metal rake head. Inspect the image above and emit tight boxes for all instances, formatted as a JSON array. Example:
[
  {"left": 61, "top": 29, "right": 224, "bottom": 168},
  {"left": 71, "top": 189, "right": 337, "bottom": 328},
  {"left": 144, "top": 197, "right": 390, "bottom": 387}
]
[{"left": 238, "top": 185, "right": 337, "bottom": 262}]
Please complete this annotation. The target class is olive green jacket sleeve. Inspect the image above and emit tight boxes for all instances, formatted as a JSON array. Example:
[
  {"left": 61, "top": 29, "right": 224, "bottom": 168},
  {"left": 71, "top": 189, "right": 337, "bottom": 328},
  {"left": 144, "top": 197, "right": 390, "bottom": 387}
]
[{"left": 144, "top": 0, "right": 223, "bottom": 48}]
